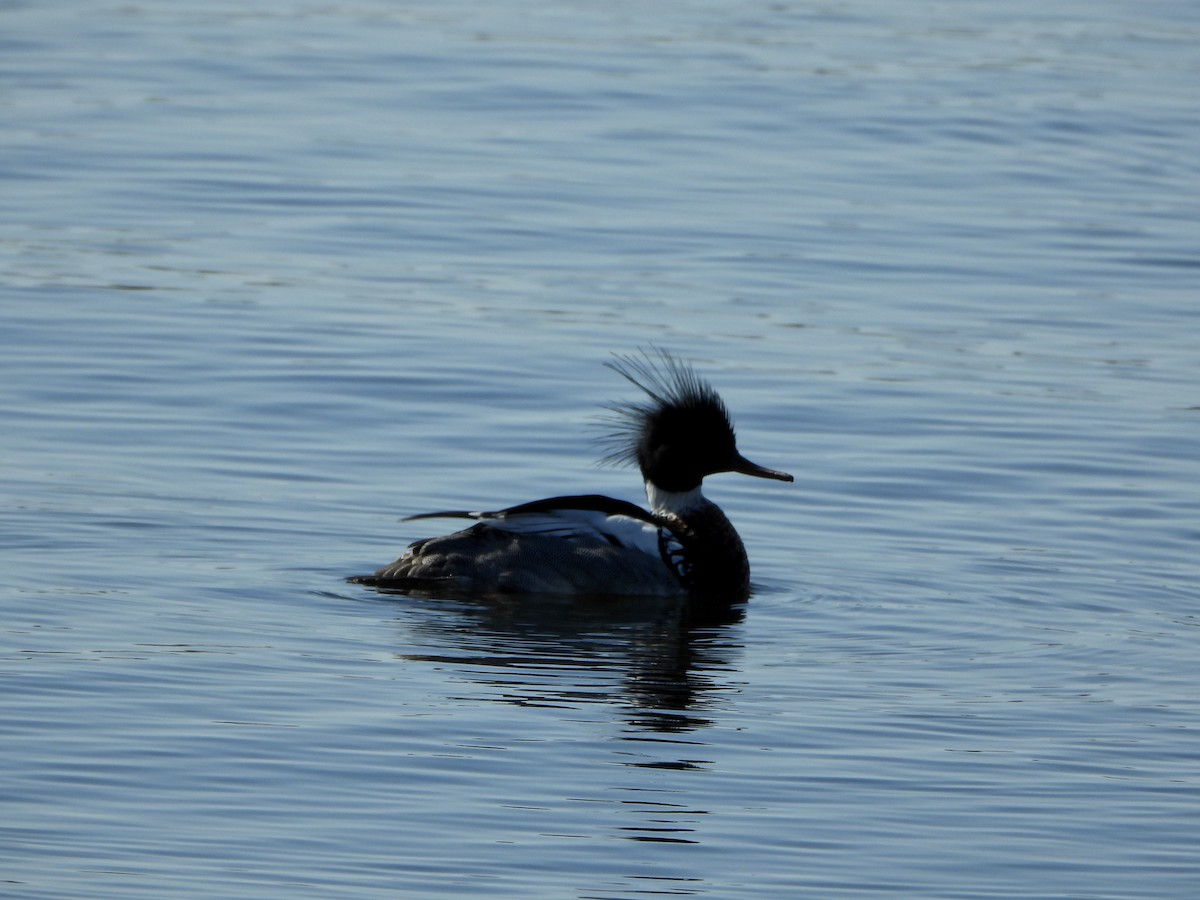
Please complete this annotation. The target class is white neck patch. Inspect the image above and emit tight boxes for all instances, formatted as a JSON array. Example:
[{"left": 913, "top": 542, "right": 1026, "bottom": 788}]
[{"left": 645, "top": 482, "right": 706, "bottom": 515}]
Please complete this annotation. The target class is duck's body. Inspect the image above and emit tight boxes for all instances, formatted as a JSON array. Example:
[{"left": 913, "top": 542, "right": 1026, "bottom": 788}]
[{"left": 349, "top": 350, "right": 791, "bottom": 602}]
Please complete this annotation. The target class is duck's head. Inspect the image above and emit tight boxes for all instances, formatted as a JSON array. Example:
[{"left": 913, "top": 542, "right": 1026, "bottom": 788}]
[{"left": 599, "top": 348, "right": 793, "bottom": 493}]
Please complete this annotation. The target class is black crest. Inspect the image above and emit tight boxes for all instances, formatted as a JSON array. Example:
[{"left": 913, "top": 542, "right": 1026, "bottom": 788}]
[{"left": 597, "top": 348, "right": 738, "bottom": 491}]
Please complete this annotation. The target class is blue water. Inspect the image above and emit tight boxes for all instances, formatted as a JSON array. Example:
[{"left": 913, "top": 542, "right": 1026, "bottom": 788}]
[{"left": 3, "top": 1, "right": 1199, "bottom": 897}]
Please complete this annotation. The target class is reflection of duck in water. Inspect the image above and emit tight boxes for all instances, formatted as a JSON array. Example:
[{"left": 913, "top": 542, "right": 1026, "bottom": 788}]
[
  {"left": 397, "top": 590, "right": 746, "bottom": 734},
  {"left": 350, "top": 349, "right": 792, "bottom": 604}
]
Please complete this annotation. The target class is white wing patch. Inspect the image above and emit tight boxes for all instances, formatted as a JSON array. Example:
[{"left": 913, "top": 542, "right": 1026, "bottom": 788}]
[{"left": 483, "top": 508, "right": 661, "bottom": 557}]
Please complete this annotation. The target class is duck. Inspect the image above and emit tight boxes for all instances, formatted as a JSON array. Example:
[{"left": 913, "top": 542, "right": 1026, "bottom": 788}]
[{"left": 348, "top": 348, "right": 792, "bottom": 602}]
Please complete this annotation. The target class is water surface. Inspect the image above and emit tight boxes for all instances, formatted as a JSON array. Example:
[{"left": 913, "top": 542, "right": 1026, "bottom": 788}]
[{"left": 3, "top": 1, "right": 1198, "bottom": 897}]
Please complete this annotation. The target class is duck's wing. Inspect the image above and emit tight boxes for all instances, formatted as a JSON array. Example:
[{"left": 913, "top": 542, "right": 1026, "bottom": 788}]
[
  {"left": 348, "top": 495, "right": 683, "bottom": 595},
  {"left": 405, "top": 494, "right": 662, "bottom": 553}
]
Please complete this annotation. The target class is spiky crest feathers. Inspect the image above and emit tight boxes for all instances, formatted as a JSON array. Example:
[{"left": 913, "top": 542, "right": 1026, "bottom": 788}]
[{"left": 596, "top": 348, "right": 739, "bottom": 491}]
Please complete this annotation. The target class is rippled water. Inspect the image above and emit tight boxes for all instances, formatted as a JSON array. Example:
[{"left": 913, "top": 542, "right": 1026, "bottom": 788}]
[{"left": 3, "top": 1, "right": 1199, "bottom": 897}]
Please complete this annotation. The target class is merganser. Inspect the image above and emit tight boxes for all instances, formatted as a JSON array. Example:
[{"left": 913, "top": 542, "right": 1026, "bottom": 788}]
[{"left": 349, "top": 349, "right": 792, "bottom": 602}]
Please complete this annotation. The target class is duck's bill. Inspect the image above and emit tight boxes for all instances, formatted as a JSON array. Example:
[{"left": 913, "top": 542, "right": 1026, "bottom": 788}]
[{"left": 730, "top": 453, "right": 794, "bottom": 482}]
